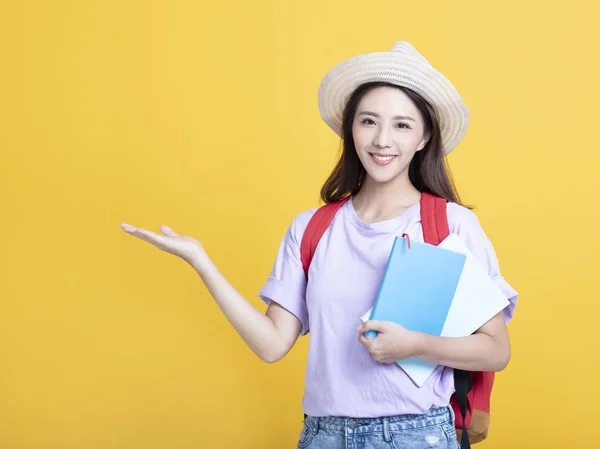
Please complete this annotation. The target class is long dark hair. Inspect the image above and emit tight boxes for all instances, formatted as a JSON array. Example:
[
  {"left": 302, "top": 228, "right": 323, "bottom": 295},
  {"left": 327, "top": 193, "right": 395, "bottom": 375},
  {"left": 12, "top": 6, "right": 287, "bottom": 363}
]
[{"left": 320, "top": 82, "right": 465, "bottom": 206}]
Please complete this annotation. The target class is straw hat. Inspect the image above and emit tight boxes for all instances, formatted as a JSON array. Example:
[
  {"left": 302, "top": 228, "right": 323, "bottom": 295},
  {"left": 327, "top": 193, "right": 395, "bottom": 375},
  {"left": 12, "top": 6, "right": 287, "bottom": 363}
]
[{"left": 317, "top": 41, "right": 470, "bottom": 154}]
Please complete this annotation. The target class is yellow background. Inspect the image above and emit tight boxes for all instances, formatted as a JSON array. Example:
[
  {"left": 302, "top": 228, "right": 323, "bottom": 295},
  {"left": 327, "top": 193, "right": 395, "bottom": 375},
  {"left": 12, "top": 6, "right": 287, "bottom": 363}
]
[{"left": 1, "top": 1, "right": 598, "bottom": 448}]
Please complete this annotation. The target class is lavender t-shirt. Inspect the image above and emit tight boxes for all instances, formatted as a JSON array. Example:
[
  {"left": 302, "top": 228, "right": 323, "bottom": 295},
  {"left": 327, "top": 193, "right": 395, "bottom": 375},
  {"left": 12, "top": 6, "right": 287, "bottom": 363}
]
[{"left": 259, "top": 197, "right": 518, "bottom": 418}]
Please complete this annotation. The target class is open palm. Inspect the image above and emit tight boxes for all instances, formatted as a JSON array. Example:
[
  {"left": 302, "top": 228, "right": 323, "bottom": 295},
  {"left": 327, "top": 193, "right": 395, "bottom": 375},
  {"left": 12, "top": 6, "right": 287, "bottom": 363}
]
[{"left": 120, "top": 223, "right": 203, "bottom": 263}]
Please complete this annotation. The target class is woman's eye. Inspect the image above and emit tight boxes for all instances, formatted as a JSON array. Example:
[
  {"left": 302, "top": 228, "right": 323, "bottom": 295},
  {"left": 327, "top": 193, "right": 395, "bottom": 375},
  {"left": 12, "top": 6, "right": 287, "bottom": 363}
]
[
  {"left": 396, "top": 123, "right": 410, "bottom": 129},
  {"left": 362, "top": 119, "right": 375, "bottom": 125}
]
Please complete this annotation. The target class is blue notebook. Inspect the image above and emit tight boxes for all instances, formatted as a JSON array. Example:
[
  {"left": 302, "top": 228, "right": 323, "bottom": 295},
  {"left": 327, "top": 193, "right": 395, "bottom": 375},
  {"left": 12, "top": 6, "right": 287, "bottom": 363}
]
[
  {"left": 361, "top": 234, "right": 510, "bottom": 386},
  {"left": 365, "top": 236, "right": 467, "bottom": 339}
]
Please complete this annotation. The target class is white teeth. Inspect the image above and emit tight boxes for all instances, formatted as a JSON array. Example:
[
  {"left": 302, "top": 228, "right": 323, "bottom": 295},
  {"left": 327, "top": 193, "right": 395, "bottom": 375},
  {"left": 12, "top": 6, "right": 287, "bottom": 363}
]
[{"left": 373, "top": 155, "right": 395, "bottom": 161}]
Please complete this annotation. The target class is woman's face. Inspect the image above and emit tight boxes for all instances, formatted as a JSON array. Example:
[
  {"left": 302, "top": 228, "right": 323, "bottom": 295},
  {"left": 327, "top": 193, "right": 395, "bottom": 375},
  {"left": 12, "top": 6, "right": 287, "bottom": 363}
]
[{"left": 352, "top": 86, "right": 430, "bottom": 186}]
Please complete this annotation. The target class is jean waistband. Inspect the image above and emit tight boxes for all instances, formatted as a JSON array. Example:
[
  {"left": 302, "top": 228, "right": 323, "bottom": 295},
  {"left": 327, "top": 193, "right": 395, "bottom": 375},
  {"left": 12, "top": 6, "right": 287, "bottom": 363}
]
[{"left": 304, "top": 405, "right": 454, "bottom": 434}]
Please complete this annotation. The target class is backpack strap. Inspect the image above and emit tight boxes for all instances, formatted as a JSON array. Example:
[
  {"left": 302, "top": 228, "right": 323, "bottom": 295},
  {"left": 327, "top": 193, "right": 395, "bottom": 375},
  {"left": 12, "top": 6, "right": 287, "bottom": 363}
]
[
  {"left": 420, "top": 192, "right": 450, "bottom": 245},
  {"left": 454, "top": 370, "right": 473, "bottom": 449},
  {"left": 300, "top": 197, "right": 350, "bottom": 279}
]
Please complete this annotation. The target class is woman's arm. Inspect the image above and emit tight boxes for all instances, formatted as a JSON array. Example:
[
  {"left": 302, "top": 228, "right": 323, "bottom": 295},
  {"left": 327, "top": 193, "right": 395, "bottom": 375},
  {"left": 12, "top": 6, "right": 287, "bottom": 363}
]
[
  {"left": 120, "top": 222, "right": 303, "bottom": 364},
  {"left": 358, "top": 311, "right": 510, "bottom": 372},
  {"left": 416, "top": 312, "right": 510, "bottom": 372},
  {"left": 191, "top": 251, "right": 303, "bottom": 363}
]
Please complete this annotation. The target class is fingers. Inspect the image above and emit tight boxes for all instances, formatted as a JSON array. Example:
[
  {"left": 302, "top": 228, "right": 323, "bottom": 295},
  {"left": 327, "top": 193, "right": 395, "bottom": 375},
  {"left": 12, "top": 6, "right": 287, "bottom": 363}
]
[
  {"left": 358, "top": 335, "right": 394, "bottom": 364},
  {"left": 135, "top": 229, "right": 163, "bottom": 245},
  {"left": 121, "top": 223, "right": 179, "bottom": 237},
  {"left": 159, "top": 225, "right": 180, "bottom": 237},
  {"left": 358, "top": 320, "right": 388, "bottom": 334},
  {"left": 120, "top": 223, "right": 136, "bottom": 233},
  {"left": 358, "top": 333, "right": 372, "bottom": 347},
  {"left": 120, "top": 223, "right": 166, "bottom": 246}
]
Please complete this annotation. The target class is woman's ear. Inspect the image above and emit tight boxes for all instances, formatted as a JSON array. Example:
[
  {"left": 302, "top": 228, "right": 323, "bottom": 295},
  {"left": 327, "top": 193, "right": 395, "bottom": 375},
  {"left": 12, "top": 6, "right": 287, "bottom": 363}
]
[{"left": 417, "top": 132, "right": 431, "bottom": 152}]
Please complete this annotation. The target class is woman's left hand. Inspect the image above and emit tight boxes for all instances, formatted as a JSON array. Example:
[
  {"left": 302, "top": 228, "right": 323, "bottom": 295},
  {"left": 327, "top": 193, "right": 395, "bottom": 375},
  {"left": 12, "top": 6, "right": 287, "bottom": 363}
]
[{"left": 357, "top": 321, "right": 424, "bottom": 363}]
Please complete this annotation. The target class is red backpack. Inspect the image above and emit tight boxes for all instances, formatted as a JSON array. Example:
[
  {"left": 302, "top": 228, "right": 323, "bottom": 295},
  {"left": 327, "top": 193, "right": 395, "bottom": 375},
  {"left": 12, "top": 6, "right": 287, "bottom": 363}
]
[{"left": 299, "top": 192, "right": 494, "bottom": 449}]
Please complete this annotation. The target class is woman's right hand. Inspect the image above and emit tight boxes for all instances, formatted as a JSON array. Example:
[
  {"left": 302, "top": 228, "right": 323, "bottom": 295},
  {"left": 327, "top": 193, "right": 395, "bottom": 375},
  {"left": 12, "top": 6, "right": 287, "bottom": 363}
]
[{"left": 120, "top": 223, "right": 204, "bottom": 265}]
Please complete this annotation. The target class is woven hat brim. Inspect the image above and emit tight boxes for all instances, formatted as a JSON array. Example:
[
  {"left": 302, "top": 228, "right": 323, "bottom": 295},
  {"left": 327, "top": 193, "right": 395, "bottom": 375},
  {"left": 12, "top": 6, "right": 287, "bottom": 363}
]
[{"left": 318, "top": 51, "right": 469, "bottom": 154}]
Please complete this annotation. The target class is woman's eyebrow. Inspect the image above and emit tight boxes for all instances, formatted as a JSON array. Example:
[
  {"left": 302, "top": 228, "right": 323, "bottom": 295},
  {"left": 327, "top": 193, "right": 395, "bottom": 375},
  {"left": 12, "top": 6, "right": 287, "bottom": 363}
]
[{"left": 357, "top": 111, "right": 416, "bottom": 122}]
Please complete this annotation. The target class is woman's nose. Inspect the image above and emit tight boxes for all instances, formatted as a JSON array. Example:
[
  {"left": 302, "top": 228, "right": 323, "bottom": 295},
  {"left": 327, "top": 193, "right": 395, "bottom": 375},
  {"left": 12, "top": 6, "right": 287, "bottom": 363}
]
[{"left": 373, "top": 126, "right": 392, "bottom": 148}]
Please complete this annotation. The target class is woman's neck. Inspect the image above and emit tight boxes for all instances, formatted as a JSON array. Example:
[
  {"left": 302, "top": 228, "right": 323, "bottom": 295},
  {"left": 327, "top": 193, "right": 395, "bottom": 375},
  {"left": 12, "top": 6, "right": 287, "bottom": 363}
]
[{"left": 352, "top": 175, "right": 421, "bottom": 224}]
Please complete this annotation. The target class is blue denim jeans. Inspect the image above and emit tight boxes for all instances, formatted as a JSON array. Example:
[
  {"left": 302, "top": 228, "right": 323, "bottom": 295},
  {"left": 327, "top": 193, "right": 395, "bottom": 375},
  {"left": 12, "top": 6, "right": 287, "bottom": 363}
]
[{"left": 297, "top": 406, "right": 460, "bottom": 449}]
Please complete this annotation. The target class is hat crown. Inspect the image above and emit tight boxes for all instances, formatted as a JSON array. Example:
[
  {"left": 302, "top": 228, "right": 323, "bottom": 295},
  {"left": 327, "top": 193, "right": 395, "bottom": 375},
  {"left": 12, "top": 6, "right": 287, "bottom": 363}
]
[
  {"left": 390, "top": 41, "right": 432, "bottom": 66},
  {"left": 390, "top": 41, "right": 416, "bottom": 54}
]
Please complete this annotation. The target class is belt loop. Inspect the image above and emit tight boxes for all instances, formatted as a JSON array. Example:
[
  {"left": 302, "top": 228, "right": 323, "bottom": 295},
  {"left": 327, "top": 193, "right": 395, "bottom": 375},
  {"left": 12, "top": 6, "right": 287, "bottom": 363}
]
[
  {"left": 312, "top": 417, "right": 320, "bottom": 435},
  {"left": 383, "top": 417, "right": 391, "bottom": 442}
]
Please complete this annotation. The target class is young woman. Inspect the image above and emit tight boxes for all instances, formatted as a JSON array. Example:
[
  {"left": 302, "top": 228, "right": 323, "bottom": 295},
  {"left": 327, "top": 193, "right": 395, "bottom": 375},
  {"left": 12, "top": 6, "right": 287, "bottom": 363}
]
[{"left": 121, "top": 41, "right": 518, "bottom": 449}]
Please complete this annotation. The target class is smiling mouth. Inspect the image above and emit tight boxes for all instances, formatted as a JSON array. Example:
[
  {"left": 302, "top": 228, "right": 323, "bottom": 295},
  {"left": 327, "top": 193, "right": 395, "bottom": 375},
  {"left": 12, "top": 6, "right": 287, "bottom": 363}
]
[
  {"left": 371, "top": 154, "right": 396, "bottom": 161},
  {"left": 369, "top": 153, "right": 398, "bottom": 166}
]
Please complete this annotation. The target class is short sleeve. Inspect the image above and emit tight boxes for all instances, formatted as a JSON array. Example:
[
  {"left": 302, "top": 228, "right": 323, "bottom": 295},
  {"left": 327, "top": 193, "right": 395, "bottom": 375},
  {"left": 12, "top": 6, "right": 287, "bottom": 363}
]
[
  {"left": 258, "top": 209, "right": 316, "bottom": 335},
  {"left": 446, "top": 203, "right": 519, "bottom": 323}
]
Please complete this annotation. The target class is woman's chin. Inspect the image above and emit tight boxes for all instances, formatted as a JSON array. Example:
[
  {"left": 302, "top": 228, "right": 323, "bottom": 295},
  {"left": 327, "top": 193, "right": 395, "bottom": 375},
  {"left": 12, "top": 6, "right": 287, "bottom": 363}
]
[
  {"left": 364, "top": 170, "right": 401, "bottom": 185},
  {"left": 358, "top": 155, "right": 410, "bottom": 186}
]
